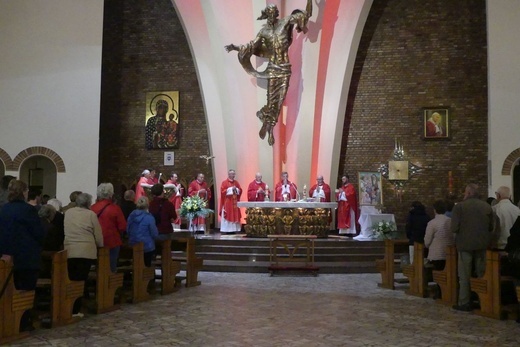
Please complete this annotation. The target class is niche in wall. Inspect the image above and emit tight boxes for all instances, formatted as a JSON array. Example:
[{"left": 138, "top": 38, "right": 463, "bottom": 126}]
[{"left": 20, "top": 156, "right": 57, "bottom": 197}]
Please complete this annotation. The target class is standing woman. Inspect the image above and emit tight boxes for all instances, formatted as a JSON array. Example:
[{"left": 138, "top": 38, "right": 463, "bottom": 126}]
[
  {"left": 91, "top": 183, "right": 127, "bottom": 273},
  {"left": 64, "top": 193, "right": 103, "bottom": 316},
  {"left": 0, "top": 179, "right": 45, "bottom": 331},
  {"left": 126, "top": 197, "right": 159, "bottom": 267}
]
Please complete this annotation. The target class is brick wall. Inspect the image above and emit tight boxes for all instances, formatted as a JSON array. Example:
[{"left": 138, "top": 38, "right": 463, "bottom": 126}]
[
  {"left": 100, "top": 0, "right": 488, "bottom": 226},
  {"left": 99, "top": 0, "right": 210, "bottom": 201},
  {"left": 339, "top": 0, "right": 488, "bottom": 225}
]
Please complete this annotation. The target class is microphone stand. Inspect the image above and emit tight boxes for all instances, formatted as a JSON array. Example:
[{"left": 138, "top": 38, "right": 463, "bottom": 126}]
[{"left": 291, "top": 182, "right": 301, "bottom": 201}]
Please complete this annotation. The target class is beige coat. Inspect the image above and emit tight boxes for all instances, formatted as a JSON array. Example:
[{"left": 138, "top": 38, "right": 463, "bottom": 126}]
[{"left": 64, "top": 206, "right": 104, "bottom": 259}]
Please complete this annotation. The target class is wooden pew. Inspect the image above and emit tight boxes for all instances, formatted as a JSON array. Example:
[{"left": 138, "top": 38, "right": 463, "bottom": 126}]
[
  {"left": 154, "top": 240, "right": 181, "bottom": 295},
  {"left": 0, "top": 259, "right": 36, "bottom": 344},
  {"left": 375, "top": 239, "right": 409, "bottom": 289},
  {"left": 470, "top": 250, "right": 516, "bottom": 319},
  {"left": 171, "top": 236, "right": 203, "bottom": 287},
  {"left": 37, "top": 250, "right": 85, "bottom": 327},
  {"left": 402, "top": 242, "right": 427, "bottom": 297},
  {"left": 119, "top": 243, "right": 155, "bottom": 303},
  {"left": 95, "top": 247, "right": 123, "bottom": 313},
  {"left": 432, "top": 245, "right": 458, "bottom": 306}
]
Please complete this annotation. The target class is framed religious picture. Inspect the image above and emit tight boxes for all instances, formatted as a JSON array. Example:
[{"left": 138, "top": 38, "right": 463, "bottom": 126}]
[
  {"left": 358, "top": 172, "right": 382, "bottom": 206},
  {"left": 422, "top": 107, "right": 450, "bottom": 140},
  {"left": 145, "top": 91, "right": 180, "bottom": 149}
]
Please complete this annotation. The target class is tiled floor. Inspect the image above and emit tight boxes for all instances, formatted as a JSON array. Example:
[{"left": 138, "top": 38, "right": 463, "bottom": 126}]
[{"left": 7, "top": 272, "right": 520, "bottom": 347}]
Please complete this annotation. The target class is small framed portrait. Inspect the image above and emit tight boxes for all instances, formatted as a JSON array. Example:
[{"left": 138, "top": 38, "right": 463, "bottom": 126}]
[
  {"left": 423, "top": 107, "right": 450, "bottom": 140},
  {"left": 358, "top": 172, "right": 383, "bottom": 206}
]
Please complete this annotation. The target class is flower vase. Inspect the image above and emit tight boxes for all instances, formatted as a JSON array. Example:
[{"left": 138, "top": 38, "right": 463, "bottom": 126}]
[{"left": 189, "top": 219, "right": 197, "bottom": 238}]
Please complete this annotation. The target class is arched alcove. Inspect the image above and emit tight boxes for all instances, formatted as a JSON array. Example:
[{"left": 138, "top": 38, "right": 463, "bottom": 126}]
[
  {"left": 13, "top": 146, "right": 66, "bottom": 173},
  {"left": 500, "top": 148, "right": 520, "bottom": 204},
  {"left": 19, "top": 156, "right": 58, "bottom": 197},
  {"left": 0, "top": 148, "right": 14, "bottom": 171}
]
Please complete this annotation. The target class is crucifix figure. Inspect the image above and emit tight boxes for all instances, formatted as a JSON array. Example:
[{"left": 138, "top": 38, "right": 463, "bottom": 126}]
[{"left": 225, "top": 0, "right": 313, "bottom": 146}]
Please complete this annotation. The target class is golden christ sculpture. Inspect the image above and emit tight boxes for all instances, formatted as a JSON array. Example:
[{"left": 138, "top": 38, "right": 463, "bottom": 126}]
[{"left": 225, "top": 1, "right": 313, "bottom": 146}]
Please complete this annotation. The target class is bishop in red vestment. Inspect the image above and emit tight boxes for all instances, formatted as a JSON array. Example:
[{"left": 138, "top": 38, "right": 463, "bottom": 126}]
[
  {"left": 247, "top": 172, "right": 269, "bottom": 201},
  {"left": 188, "top": 173, "right": 212, "bottom": 231},
  {"left": 336, "top": 175, "right": 359, "bottom": 235},
  {"left": 274, "top": 172, "right": 298, "bottom": 201},
  {"left": 219, "top": 170, "right": 242, "bottom": 233}
]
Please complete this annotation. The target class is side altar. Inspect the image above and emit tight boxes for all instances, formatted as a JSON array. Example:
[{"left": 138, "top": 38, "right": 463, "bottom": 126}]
[{"left": 237, "top": 201, "right": 337, "bottom": 238}]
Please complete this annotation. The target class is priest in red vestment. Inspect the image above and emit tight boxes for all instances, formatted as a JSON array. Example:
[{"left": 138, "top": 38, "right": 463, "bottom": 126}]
[
  {"left": 274, "top": 171, "right": 298, "bottom": 201},
  {"left": 336, "top": 174, "right": 359, "bottom": 236},
  {"left": 219, "top": 169, "right": 242, "bottom": 233},
  {"left": 247, "top": 172, "right": 269, "bottom": 201},
  {"left": 135, "top": 169, "right": 153, "bottom": 203},
  {"left": 188, "top": 173, "right": 212, "bottom": 231},
  {"left": 309, "top": 175, "right": 331, "bottom": 202},
  {"left": 166, "top": 172, "right": 184, "bottom": 230}
]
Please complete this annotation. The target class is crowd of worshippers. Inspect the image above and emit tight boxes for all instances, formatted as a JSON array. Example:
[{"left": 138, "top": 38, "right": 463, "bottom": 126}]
[
  {"left": 0, "top": 172, "right": 190, "bottom": 331},
  {"left": 405, "top": 183, "right": 520, "bottom": 312},
  {"left": 2, "top": 171, "right": 520, "bottom": 329}
]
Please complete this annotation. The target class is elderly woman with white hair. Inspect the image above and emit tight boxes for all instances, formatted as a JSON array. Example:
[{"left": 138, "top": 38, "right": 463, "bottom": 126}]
[
  {"left": 64, "top": 192, "right": 103, "bottom": 316},
  {"left": 91, "top": 183, "right": 127, "bottom": 273},
  {"left": 47, "top": 198, "right": 65, "bottom": 241}
]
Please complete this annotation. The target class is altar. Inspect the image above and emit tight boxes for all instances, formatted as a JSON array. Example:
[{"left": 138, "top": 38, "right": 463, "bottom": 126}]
[{"left": 237, "top": 201, "right": 337, "bottom": 238}]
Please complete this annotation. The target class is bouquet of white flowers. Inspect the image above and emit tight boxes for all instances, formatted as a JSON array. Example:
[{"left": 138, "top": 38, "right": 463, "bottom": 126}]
[
  {"left": 372, "top": 220, "right": 397, "bottom": 240},
  {"left": 179, "top": 195, "right": 213, "bottom": 222}
]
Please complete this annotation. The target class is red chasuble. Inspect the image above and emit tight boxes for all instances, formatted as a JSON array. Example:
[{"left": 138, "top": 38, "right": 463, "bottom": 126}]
[
  {"left": 247, "top": 180, "right": 268, "bottom": 201},
  {"left": 274, "top": 181, "right": 298, "bottom": 201},
  {"left": 219, "top": 179, "right": 242, "bottom": 222},
  {"left": 336, "top": 183, "right": 359, "bottom": 229},
  {"left": 309, "top": 183, "right": 331, "bottom": 202},
  {"left": 167, "top": 180, "right": 184, "bottom": 225}
]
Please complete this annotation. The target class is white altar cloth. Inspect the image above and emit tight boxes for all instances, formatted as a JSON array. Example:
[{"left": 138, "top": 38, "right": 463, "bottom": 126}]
[{"left": 354, "top": 206, "right": 395, "bottom": 241}]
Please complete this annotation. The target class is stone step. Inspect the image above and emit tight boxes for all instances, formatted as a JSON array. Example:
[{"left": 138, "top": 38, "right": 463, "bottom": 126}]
[
  {"left": 200, "top": 260, "right": 379, "bottom": 274},
  {"left": 195, "top": 245, "right": 385, "bottom": 255},
  {"left": 186, "top": 235, "right": 386, "bottom": 274},
  {"left": 198, "top": 252, "right": 383, "bottom": 262}
]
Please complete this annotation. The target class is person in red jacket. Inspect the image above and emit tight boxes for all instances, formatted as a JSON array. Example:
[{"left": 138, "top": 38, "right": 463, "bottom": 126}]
[{"left": 91, "top": 183, "right": 126, "bottom": 272}]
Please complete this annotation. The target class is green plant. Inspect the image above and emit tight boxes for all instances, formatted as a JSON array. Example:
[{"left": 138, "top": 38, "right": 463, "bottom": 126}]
[{"left": 372, "top": 221, "right": 397, "bottom": 239}]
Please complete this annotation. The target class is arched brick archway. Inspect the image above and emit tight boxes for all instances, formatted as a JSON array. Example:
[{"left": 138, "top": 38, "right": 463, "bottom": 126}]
[
  {"left": 501, "top": 148, "right": 520, "bottom": 175},
  {"left": 0, "top": 148, "right": 14, "bottom": 171},
  {"left": 12, "top": 147, "right": 66, "bottom": 172}
]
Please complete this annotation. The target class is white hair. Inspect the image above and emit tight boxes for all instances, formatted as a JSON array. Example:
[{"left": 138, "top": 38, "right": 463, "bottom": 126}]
[{"left": 47, "top": 198, "right": 62, "bottom": 212}]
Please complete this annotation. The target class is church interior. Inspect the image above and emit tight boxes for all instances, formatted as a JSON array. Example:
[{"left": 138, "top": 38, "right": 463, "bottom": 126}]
[{"left": 2, "top": 0, "right": 520, "bottom": 345}]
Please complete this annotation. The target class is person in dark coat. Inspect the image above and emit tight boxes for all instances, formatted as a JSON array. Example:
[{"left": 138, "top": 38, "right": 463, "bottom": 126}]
[
  {"left": 120, "top": 190, "right": 137, "bottom": 220},
  {"left": 0, "top": 179, "right": 46, "bottom": 331},
  {"left": 405, "top": 201, "right": 431, "bottom": 262}
]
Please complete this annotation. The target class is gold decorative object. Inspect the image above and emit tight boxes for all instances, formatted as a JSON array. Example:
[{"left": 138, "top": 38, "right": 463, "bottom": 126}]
[{"left": 224, "top": 1, "right": 313, "bottom": 146}]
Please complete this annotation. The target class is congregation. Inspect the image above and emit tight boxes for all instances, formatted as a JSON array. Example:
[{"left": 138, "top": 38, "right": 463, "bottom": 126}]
[{"left": 2, "top": 170, "right": 520, "bottom": 336}]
